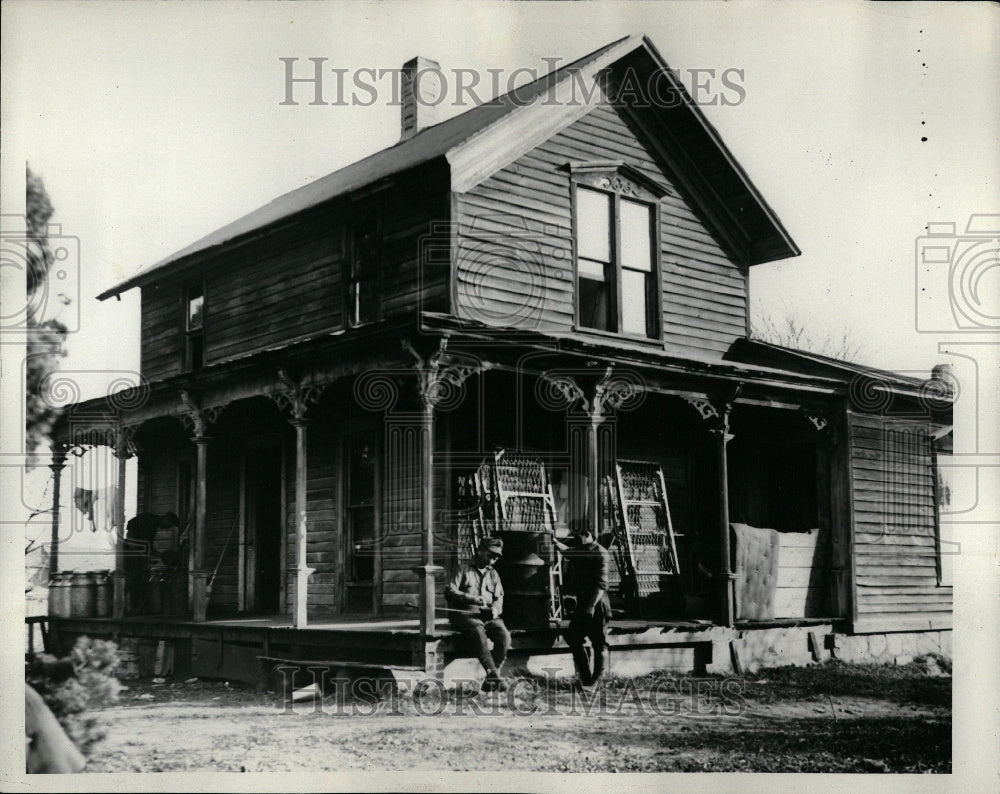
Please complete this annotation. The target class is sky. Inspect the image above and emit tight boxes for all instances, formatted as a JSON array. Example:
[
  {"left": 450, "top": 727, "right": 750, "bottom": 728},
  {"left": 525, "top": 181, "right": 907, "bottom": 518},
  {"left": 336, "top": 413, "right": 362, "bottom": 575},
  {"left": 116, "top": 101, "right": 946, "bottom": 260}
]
[{"left": 2, "top": 0, "right": 998, "bottom": 402}]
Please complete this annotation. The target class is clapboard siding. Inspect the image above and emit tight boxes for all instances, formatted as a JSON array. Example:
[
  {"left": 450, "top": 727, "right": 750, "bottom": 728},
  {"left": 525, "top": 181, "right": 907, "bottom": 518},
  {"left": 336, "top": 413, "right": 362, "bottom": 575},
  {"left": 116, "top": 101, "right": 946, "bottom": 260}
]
[
  {"left": 138, "top": 163, "right": 449, "bottom": 384},
  {"left": 141, "top": 447, "right": 176, "bottom": 516},
  {"left": 140, "top": 286, "right": 181, "bottom": 382},
  {"left": 379, "top": 422, "right": 452, "bottom": 611},
  {"left": 455, "top": 101, "right": 746, "bottom": 358},
  {"left": 138, "top": 438, "right": 183, "bottom": 552},
  {"left": 848, "top": 412, "right": 951, "bottom": 629}
]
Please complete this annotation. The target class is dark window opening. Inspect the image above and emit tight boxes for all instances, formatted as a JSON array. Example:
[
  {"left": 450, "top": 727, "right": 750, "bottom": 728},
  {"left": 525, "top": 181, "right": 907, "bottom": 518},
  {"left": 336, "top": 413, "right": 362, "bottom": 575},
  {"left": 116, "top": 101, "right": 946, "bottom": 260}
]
[
  {"left": 348, "top": 220, "right": 380, "bottom": 327},
  {"left": 345, "top": 435, "right": 377, "bottom": 612},
  {"left": 184, "top": 284, "right": 204, "bottom": 370}
]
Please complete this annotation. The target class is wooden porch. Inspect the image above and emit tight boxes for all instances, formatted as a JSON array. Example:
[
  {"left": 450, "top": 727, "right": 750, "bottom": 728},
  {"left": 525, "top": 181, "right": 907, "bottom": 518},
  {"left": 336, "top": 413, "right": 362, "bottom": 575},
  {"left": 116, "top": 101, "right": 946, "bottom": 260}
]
[{"left": 44, "top": 612, "right": 839, "bottom": 686}]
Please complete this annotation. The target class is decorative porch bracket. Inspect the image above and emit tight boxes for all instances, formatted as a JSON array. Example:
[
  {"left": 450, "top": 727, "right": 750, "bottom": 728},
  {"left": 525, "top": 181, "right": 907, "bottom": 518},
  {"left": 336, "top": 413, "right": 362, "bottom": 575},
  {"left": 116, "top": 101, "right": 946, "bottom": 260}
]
[
  {"left": 705, "top": 385, "right": 742, "bottom": 628},
  {"left": 403, "top": 337, "right": 482, "bottom": 637},
  {"left": 683, "top": 397, "right": 719, "bottom": 421},
  {"left": 178, "top": 390, "right": 223, "bottom": 622},
  {"left": 539, "top": 365, "right": 644, "bottom": 537},
  {"left": 268, "top": 369, "right": 327, "bottom": 628},
  {"left": 805, "top": 414, "right": 829, "bottom": 432}
]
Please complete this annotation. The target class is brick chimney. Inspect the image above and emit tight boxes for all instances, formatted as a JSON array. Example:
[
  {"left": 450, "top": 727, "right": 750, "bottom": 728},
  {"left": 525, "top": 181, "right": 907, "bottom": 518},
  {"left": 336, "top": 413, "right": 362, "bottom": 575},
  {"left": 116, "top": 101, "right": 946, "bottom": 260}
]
[{"left": 400, "top": 57, "right": 441, "bottom": 141}]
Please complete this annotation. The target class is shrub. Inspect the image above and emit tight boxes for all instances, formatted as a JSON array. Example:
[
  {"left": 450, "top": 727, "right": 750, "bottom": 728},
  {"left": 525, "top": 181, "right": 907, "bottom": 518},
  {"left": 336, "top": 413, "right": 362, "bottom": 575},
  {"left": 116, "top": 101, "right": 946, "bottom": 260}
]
[{"left": 27, "top": 637, "right": 122, "bottom": 756}]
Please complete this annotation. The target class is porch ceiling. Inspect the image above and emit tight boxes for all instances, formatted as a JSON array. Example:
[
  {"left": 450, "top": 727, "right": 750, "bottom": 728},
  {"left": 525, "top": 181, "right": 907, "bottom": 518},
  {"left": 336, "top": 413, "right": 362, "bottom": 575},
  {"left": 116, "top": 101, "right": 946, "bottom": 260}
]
[{"left": 52, "top": 317, "right": 427, "bottom": 443}]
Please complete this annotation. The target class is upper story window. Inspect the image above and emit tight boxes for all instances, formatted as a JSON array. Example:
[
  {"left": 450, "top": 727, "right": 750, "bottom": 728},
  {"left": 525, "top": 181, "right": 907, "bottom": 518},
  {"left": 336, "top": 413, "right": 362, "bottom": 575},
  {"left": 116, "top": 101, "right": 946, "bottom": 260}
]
[
  {"left": 573, "top": 166, "right": 661, "bottom": 340},
  {"left": 184, "top": 283, "right": 204, "bottom": 370},
  {"left": 348, "top": 219, "right": 380, "bottom": 328}
]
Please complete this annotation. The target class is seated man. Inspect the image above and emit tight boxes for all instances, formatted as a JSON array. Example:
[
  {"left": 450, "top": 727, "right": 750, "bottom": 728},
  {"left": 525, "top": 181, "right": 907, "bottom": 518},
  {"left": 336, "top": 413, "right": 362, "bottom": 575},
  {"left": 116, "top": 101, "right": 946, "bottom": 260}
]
[
  {"left": 554, "top": 520, "right": 612, "bottom": 690},
  {"left": 123, "top": 511, "right": 178, "bottom": 615},
  {"left": 444, "top": 537, "right": 511, "bottom": 692}
]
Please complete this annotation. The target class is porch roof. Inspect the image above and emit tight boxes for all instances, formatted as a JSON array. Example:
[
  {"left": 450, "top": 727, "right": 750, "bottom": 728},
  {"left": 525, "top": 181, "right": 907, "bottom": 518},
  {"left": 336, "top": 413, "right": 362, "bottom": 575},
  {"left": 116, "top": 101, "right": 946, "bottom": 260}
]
[
  {"left": 59, "top": 307, "right": 945, "bottom": 446},
  {"left": 725, "top": 338, "right": 928, "bottom": 390},
  {"left": 55, "top": 314, "right": 862, "bottom": 445}
]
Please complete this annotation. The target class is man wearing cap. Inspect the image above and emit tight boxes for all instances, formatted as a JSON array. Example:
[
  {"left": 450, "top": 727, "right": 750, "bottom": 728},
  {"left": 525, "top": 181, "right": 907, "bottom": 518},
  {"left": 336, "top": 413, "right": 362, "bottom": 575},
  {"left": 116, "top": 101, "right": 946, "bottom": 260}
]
[
  {"left": 555, "top": 520, "right": 612, "bottom": 690},
  {"left": 445, "top": 537, "right": 510, "bottom": 692}
]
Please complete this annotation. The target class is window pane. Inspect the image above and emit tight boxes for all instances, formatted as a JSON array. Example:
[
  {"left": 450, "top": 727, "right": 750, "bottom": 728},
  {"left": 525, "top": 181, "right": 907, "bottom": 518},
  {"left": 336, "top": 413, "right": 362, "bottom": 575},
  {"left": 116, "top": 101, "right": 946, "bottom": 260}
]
[
  {"left": 187, "top": 293, "right": 204, "bottom": 331},
  {"left": 577, "top": 258, "right": 606, "bottom": 281},
  {"left": 187, "top": 335, "right": 204, "bottom": 370},
  {"left": 357, "top": 278, "right": 378, "bottom": 324},
  {"left": 348, "top": 440, "right": 375, "bottom": 505},
  {"left": 622, "top": 269, "right": 649, "bottom": 336},
  {"left": 621, "top": 200, "right": 652, "bottom": 272},
  {"left": 576, "top": 188, "right": 611, "bottom": 263},
  {"left": 350, "top": 508, "right": 375, "bottom": 582},
  {"left": 353, "top": 221, "right": 379, "bottom": 278},
  {"left": 579, "top": 275, "right": 612, "bottom": 331}
]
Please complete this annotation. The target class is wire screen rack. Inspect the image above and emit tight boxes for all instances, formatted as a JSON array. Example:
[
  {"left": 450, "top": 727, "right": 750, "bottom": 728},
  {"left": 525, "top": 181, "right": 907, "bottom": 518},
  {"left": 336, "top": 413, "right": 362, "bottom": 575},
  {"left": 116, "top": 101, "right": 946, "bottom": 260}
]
[{"left": 608, "top": 459, "right": 681, "bottom": 601}]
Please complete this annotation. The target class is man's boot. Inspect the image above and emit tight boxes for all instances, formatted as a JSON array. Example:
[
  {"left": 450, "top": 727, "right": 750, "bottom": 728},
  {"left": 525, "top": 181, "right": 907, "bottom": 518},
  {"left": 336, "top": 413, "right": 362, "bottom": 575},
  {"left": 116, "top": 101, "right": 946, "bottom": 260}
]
[
  {"left": 590, "top": 646, "right": 610, "bottom": 685},
  {"left": 478, "top": 651, "right": 508, "bottom": 692},
  {"left": 571, "top": 646, "right": 593, "bottom": 687}
]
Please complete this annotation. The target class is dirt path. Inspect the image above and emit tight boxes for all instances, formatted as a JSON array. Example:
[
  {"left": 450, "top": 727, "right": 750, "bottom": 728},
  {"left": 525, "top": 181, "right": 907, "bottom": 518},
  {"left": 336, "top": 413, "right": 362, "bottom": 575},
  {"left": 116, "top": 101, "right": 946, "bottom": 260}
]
[{"left": 85, "top": 661, "right": 950, "bottom": 774}]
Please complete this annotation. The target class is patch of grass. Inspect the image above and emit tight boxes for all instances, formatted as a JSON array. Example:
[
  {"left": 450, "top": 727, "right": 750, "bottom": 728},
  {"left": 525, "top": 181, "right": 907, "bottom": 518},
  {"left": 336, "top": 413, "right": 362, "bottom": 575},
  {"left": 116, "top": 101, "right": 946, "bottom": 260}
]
[
  {"left": 741, "top": 659, "right": 951, "bottom": 707},
  {"left": 659, "top": 715, "right": 950, "bottom": 773},
  {"left": 556, "top": 714, "right": 951, "bottom": 773}
]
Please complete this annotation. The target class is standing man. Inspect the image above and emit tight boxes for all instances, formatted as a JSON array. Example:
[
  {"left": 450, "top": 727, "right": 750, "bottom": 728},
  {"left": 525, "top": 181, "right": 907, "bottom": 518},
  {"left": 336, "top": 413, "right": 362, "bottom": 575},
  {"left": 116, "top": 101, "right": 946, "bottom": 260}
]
[
  {"left": 445, "top": 537, "right": 511, "bottom": 692},
  {"left": 123, "top": 511, "right": 178, "bottom": 614},
  {"left": 555, "top": 520, "right": 612, "bottom": 690}
]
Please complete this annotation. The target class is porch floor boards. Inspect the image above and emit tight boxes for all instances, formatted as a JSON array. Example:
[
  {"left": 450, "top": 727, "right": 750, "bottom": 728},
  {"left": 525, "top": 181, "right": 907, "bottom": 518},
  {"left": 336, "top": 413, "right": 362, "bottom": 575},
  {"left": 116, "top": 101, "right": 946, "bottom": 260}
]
[
  {"left": 51, "top": 615, "right": 728, "bottom": 651},
  {"left": 48, "top": 613, "right": 720, "bottom": 637}
]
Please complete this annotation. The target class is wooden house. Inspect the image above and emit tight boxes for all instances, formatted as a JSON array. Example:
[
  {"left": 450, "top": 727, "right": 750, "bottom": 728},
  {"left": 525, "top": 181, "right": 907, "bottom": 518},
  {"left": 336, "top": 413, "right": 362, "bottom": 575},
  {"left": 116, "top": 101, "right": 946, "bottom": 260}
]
[{"left": 49, "top": 35, "right": 952, "bottom": 679}]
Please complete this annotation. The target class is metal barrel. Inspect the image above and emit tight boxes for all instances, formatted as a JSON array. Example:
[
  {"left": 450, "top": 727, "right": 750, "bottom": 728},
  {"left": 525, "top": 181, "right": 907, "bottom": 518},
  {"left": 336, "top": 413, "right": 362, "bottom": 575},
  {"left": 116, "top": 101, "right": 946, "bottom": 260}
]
[
  {"left": 48, "top": 572, "right": 74, "bottom": 618},
  {"left": 69, "top": 571, "right": 97, "bottom": 618},
  {"left": 495, "top": 531, "right": 551, "bottom": 628},
  {"left": 93, "top": 570, "right": 112, "bottom": 617}
]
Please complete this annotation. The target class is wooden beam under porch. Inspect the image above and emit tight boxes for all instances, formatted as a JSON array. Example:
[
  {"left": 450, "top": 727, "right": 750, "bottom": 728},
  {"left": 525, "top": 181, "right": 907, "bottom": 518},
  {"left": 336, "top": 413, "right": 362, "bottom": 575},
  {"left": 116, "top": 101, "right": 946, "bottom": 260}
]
[{"left": 44, "top": 613, "right": 783, "bottom": 684}]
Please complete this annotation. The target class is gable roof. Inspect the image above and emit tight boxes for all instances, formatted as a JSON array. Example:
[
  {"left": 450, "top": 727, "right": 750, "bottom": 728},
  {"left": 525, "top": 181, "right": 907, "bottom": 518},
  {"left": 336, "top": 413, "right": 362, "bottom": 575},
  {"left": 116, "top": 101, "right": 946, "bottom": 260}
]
[{"left": 98, "top": 34, "right": 799, "bottom": 300}]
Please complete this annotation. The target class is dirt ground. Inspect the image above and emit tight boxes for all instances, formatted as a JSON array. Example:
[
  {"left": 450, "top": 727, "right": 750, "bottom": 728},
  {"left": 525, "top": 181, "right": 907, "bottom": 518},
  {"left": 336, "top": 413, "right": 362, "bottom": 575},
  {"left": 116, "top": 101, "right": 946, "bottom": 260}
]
[{"left": 84, "top": 657, "right": 950, "bottom": 774}]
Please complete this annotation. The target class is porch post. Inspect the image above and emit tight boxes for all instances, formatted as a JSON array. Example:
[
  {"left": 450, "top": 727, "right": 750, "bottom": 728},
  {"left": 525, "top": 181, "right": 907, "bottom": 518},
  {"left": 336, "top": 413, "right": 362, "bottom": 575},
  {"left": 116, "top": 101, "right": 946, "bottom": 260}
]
[
  {"left": 415, "top": 394, "right": 443, "bottom": 636},
  {"left": 48, "top": 446, "right": 67, "bottom": 579},
  {"left": 191, "top": 434, "right": 211, "bottom": 622},
  {"left": 401, "top": 339, "right": 475, "bottom": 639},
  {"left": 268, "top": 371, "right": 323, "bottom": 625},
  {"left": 709, "top": 389, "right": 740, "bottom": 628},
  {"left": 292, "top": 418, "right": 309, "bottom": 628},
  {"left": 587, "top": 406, "right": 603, "bottom": 538},
  {"left": 113, "top": 431, "right": 129, "bottom": 618}
]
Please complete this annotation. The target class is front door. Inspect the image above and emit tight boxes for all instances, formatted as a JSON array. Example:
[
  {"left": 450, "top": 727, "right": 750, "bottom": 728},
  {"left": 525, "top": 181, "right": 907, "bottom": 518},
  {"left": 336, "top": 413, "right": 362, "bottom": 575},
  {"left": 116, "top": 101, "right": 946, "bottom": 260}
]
[
  {"left": 244, "top": 447, "right": 283, "bottom": 614},
  {"left": 344, "top": 434, "right": 378, "bottom": 614}
]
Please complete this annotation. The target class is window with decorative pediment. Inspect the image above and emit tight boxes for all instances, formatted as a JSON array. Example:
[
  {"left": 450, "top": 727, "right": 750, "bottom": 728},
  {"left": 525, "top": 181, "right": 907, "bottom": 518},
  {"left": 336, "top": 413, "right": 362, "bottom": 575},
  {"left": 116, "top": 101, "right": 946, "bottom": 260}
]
[{"left": 569, "top": 163, "right": 664, "bottom": 340}]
